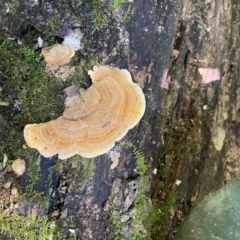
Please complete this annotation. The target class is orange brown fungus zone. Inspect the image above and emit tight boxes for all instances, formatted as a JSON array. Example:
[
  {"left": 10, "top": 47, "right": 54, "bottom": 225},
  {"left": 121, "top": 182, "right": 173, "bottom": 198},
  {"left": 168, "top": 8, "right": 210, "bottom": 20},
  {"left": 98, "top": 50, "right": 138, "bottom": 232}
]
[
  {"left": 24, "top": 66, "right": 146, "bottom": 159},
  {"left": 40, "top": 43, "right": 75, "bottom": 65}
]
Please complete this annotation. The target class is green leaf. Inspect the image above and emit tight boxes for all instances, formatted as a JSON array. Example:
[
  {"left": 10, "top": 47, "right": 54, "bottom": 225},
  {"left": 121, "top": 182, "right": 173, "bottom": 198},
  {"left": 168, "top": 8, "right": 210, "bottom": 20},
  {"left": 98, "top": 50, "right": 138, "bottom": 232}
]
[{"left": 174, "top": 178, "right": 240, "bottom": 240}]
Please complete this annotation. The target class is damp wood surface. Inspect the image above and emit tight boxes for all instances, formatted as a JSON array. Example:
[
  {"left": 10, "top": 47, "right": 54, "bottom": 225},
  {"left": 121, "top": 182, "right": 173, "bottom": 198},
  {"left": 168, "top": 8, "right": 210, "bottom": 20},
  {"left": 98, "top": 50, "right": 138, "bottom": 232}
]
[{"left": 0, "top": 0, "right": 240, "bottom": 239}]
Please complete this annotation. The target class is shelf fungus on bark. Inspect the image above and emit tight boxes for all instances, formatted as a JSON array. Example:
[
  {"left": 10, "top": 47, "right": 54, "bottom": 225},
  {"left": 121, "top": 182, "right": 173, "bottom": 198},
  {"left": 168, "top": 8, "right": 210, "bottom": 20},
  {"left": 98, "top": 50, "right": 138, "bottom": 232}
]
[
  {"left": 40, "top": 43, "right": 75, "bottom": 65},
  {"left": 24, "top": 66, "right": 146, "bottom": 159}
]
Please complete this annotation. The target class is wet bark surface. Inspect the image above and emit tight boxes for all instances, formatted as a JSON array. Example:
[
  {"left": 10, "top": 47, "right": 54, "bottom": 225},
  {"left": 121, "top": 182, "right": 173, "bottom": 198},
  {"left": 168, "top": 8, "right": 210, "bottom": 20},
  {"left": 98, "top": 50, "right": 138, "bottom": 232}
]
[
  {"left": 1, "top": 0, "right": 240, "bottom": 239},
  {"left": 158, "top": 0, "right": 240, "bottom": 238},
  {"left": 56, "top": 1, "right": 183, "bottom": 239}
]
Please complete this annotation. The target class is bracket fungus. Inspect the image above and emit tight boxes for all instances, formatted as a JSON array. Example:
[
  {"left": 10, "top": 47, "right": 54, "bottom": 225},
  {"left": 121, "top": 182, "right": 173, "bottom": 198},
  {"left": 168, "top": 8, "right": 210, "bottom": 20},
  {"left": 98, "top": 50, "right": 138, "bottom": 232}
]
[
  {"left": 24, "top": 66, "right": 146, "bottom": 159},
  {"left": 40, "top": 43, "right": 75, "bottom": 65}
]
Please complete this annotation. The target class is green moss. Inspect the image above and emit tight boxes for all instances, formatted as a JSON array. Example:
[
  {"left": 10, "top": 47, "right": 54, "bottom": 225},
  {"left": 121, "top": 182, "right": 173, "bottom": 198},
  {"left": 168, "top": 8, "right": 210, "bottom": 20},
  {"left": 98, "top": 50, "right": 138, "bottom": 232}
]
[
  {"left": 165, "top": 94, "right": 172, "bottom": 109},
  {"left": 8, "top": 0, "right": 20, "bottom": 14},
  {"left": 130, "top": 176, "right": 148, "bottom": 240},
  {"left": 110, "top": 0, "right": 125, "bottom": 10},
  {"left": 69, "top": 232, "right": 77, "bottom": 240},
  {"left": 146, "top": 194, "right": 176, "bottom": 239},
  {"left": 127, "top": 146, "right": 176, "bottom": 240},
  {"left": 110, "top": 202, "right": 124, "bottom": 240},
  {"left": 133, "top": 147, "right": 147, "bottom": 176},
  {"left": 25, "top": 156, "right": 40, "bottom": 192},
  {"left": 0, "top": 210, "right": 56, "bottom": 239},
  {"left": 1, "top": 147, "right": 51, "bottom": 207},
  {"left": 191, "top": 0, "right": 210, "bottom": 18},
  {"left": 0, "top": 28, "right": 99, "bottom": 209},
  {"left": 82, "top": 55, "right": 99, "bottom": 73},
  {"left": 126, "top": 142, "right": 147, "bottom": 176},
  {"left": 0, "top": 33, "right": 64, "bottom": 209},
  {"left": 0, "top": 39, "right": 63, "bottom": 159},
  {"left": 53, "top": 155, "right": 94, "bottom": 191},
  {"left": 1, "top": 41, "right": 63, "bottom": 122},
  {"left": 92, "top": 0, "right": 107, "bottom": 33},
  {"left": 130, "top": 177, "right": 176, "bottom": 240},
  {"left": 123, "top": 145, "right": 148, "bottom": 239},
  {"left": 49, "top": 9, "right": 59, "bottom": 31},
  {"left": 91, "top": 0, "right": 130, "bottom": 32},
  {"left": 22, "top": 154, "right": 51, "bottom": 207},
  {"left": 122, "top": 6, "right": 131, "bottom": 23},
  {"left": 68, "top": 155, "right": 94, "bottom": 181},
  {"left": 23, "top": 191, "right": 50, "bottom": 208}
]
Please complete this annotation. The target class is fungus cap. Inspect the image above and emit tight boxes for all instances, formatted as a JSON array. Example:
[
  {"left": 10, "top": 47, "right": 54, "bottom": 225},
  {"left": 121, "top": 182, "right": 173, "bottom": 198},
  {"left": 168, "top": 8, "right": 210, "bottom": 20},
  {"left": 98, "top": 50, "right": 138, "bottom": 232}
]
[
  {"left": 24, "top": 66, "right": 146, "bottom": 159},
  {"left": 40, "top": 43, "right": 75, "bottom": 65}
]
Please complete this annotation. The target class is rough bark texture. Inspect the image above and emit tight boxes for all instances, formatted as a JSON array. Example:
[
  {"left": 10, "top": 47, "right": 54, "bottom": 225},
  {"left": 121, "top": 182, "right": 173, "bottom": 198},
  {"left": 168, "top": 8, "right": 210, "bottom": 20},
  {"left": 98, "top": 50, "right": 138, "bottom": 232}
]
[
  {"left": 0, "top": 0, "right": 240, "bottom": 239},
  {"left": 158, "top": 0, "right": 240, "bottom": 238}
]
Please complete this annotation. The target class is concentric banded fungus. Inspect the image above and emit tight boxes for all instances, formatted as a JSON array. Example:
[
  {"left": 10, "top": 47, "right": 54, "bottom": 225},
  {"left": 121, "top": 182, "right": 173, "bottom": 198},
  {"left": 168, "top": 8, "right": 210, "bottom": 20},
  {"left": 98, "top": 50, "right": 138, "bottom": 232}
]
[
  {"left": 40, "top": 44, "right": 75, "bottom": 65},
  {"left": 24, "top": 66, "right": 146, "bottom": 159}
]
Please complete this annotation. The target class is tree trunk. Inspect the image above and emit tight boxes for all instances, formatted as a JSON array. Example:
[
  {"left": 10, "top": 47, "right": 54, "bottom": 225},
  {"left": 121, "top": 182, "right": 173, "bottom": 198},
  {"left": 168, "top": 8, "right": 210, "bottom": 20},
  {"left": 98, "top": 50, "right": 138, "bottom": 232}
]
[{"left": 0, "top": 0, "right": 239, "bottom": 239}]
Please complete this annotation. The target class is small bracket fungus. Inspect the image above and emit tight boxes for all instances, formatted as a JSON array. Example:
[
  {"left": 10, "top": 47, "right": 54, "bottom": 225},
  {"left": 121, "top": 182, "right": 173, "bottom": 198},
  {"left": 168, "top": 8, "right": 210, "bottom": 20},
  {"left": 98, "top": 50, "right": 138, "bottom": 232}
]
[
  {"left": 12, "top": 158, "right": 26, "bottom": 176},
  {"left": 40, "top": 43, "right": 75, "bottom": 65},
  {"left": 24, "top": 66, "right": 146, "bottom": 159}
]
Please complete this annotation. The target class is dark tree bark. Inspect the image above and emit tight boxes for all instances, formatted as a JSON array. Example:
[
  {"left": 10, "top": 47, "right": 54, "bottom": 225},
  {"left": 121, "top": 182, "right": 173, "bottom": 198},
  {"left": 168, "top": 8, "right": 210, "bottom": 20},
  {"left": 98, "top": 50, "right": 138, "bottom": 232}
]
[
  {"left": 156, "top": 0, "right": 240, "bottom": 238},
  {"left": 57, "top": 1, "right": 184, "bottom": 239}
]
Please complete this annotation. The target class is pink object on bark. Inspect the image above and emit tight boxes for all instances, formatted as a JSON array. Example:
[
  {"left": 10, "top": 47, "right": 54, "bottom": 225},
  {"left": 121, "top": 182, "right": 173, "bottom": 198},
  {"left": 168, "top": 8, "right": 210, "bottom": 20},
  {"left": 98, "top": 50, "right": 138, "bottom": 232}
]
[
  {"left": 161, "top": 69, "right": 171, "bottom": 89},
  {"left": 185, "top": 36, "right": 194, "bottom": 53},
  {"left": 198, "top": 68, "right": 221, "bottom": 84}
]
